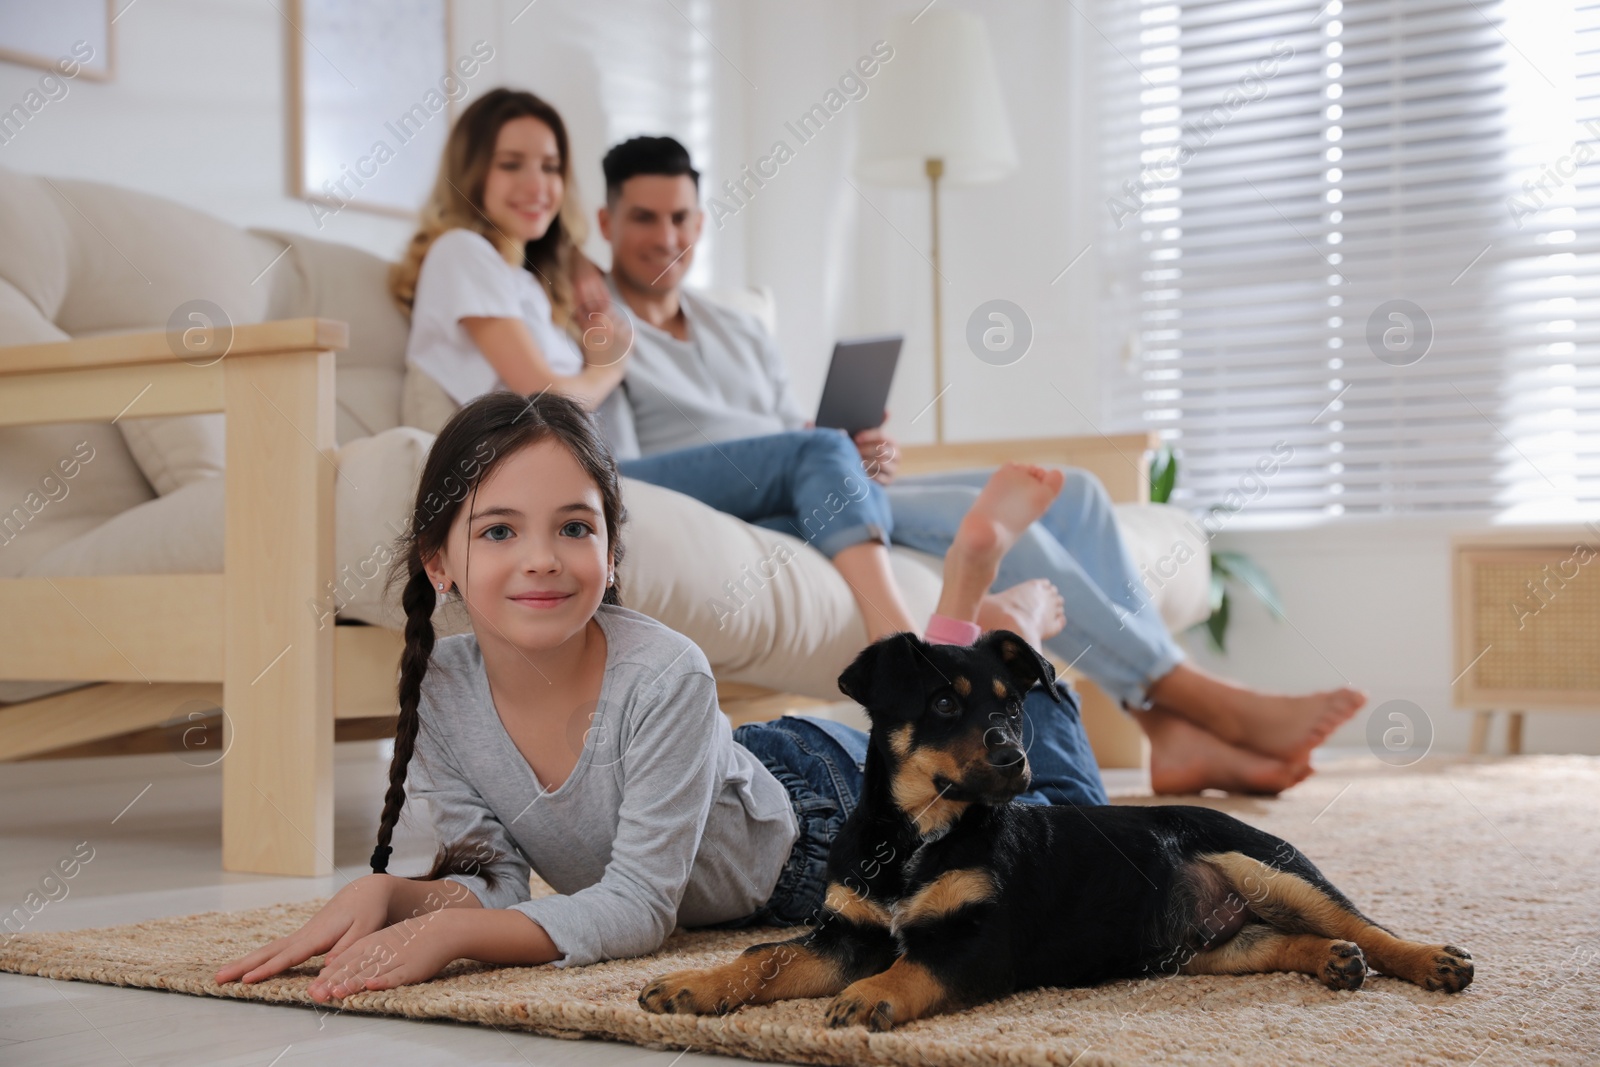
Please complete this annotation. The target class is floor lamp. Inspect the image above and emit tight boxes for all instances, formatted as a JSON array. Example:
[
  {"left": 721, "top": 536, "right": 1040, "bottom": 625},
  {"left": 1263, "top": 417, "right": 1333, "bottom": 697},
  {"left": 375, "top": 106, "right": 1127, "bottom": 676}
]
[{"left": 855, "top": 9, "right": 1018, "bottom": 443}]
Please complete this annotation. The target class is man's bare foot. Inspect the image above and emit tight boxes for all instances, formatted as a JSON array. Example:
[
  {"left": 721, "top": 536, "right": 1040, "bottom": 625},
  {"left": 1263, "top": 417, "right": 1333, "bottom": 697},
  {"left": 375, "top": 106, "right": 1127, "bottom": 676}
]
[
  {"left": 1229, "top": 688, "right": 1366, "bottom": 761},
  {"left": 1132, "top": 707, "right": 1313, "bottom": 796},
  {"left": 950, "top": 463, "right": 1066, "bottom": 572},
  {"left": 1146, "top": 664, "right": 1366, "bottom": 763},
  {"left": 978, "top": 580, "right": 1065, "bottom": 650}
]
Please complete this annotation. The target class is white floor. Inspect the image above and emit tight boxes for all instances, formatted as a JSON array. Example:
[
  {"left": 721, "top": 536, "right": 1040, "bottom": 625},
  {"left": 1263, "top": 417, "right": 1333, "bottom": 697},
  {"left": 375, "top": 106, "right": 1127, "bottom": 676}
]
[{"left": 0, "top": 731, "right": 1150, "bottom": 1067}]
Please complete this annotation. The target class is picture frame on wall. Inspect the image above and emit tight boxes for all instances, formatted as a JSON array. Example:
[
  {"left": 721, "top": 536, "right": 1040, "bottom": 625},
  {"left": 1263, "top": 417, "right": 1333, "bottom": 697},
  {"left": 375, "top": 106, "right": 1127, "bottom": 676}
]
[
  {"left": 0, "top": 0, "right": 116, "bottom": 81},
  {"left": 289, "top": 0, "right": 456, "bottom": 222}
]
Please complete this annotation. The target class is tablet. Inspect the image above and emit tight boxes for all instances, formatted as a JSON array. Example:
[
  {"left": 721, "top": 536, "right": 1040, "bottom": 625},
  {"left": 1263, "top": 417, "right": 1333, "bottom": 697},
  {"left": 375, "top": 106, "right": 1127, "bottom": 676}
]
[{"left": 814, "top": 335, "right": 903, "bottom": 434}]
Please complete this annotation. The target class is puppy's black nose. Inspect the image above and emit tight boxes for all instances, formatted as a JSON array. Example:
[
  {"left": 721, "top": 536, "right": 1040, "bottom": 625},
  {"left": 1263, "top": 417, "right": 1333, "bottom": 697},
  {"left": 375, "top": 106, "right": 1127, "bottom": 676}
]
[{"left": 987, "top": 744, "right": 1026, "bottom": 772}]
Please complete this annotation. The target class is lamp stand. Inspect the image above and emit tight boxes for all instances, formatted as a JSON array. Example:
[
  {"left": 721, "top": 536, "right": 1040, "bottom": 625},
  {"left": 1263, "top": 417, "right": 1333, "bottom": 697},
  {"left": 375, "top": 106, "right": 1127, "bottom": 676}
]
[{"left": 926, "top": 157, "right": 945, "bottom": 443}]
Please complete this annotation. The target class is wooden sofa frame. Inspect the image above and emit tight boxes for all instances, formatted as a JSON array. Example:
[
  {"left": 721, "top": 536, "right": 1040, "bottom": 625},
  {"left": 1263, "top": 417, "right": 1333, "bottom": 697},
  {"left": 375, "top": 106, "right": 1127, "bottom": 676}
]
[{"left": 0, "top": 319, "right": 1154, "bottom": 876}]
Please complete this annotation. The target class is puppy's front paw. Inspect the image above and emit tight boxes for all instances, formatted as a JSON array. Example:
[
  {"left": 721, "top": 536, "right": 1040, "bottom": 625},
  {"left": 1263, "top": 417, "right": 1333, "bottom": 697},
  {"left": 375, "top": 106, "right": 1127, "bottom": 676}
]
[
  {"left": 825, "top": 991, "right": 895, "bottom": 1031},
  {"left": 1422, "top": 944, "right": 1474, "bottom": 994},
  {"left": 1319, "top": 940, "right": 1366, "bottom": 991},
  {"left": 638, "top": 968, "right": 739, "bottom": 1015}
]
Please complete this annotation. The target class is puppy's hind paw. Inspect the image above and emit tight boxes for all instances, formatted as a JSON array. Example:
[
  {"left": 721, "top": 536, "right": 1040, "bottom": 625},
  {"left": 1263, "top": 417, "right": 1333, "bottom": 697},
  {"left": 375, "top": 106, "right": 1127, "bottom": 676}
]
[
  {"left": 1319, "top": 940, "right": 1366, "bottom": 991},
  {"left": 1423, "top": 944, "right": 1474, "bottom": 994}
]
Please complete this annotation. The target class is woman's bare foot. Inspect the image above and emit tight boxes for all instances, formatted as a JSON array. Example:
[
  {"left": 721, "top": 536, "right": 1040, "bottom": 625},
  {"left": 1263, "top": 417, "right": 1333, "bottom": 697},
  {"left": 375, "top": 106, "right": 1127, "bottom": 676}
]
[
  {"left": 936, "top": 464, "right": 1067, "bottom": 627},
  {"left": 934, "top": 463, "right": 1068, "bottom": 630},
  {"left": 1145, "top": 664, "right": 1366, "bottom": 763},
  {"left": 1132, "top": 707, "right": 1313, "bottom": 796},
  {"left": 952, "top": 463, "right": 1066, "bottom": 568},
  {"left": 978, "top": 580, "right": 1065, "bottom": 650}
]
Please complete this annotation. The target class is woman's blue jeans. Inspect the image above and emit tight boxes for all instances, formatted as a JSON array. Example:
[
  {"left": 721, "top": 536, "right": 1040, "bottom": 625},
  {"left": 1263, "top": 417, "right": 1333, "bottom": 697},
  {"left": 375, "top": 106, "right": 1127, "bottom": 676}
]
[
  {"left": 617, "top": 429, "right": 891, "bottom": 558},
  {"left": 886, "top": 468, "right": 1187, "bottom": 709},
  {"left": 732, "top": 687, "right": 1107, "bottom": 926}
]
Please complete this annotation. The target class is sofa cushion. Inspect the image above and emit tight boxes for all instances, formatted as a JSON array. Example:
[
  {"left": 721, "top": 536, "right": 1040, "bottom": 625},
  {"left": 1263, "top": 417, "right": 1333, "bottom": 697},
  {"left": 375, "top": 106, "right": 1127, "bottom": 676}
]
[
  {"left": 106, "top": 229, "right": 416, "bottom": 494},
  {"left": 116, "top": 413, "right": 226, "bottom": 496},
  {"left": 250, "top": 229, "right": 412, "bottom": 443},
  {"left": 0, "top": 166, "right": 72, "bottom": 320},
  {"left": 613, "top": 479, "right": 942, "bottom": 699},
  {"left": 17, "top": 426, "right": 432, "bottom": 613},
  {"left": 0, "top": 166, "right": 276, "bottom": 496},
  {"left": 0, "top": 279, "right": 157, "bottom": 581},
  {"left": 44, "top": 181, "right": 277, "bottom": 340},
  {"left": 20, "top": 471, "right": 223, "bottom": 579},
  {"left": 107, "top": 230, "right": 415, "bottom": 495},
  {"left": 45, "top": 175, "right": 283, "bottom": 496},
  {"left": 0, "top": 421, "right": 156, "bottom": 581}
]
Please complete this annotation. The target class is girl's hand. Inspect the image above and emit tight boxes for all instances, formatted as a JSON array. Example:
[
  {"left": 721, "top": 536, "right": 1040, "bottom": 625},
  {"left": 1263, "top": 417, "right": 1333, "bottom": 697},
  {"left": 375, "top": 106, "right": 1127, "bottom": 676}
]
[
  {"left": 306, "top": 910, "right": 464, "bottom": 1002},
  {"left": 214, "top": 873, "right": 394, "bottom": 986}
]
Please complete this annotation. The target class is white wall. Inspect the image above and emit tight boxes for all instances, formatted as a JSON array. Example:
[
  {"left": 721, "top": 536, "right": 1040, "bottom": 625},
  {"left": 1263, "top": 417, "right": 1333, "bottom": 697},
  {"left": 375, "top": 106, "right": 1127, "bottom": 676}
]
[
  {"left": 726, "top": 0, "right": 1105, "bottom": 439},
  {"left": 3, "top": 0, "right": 1592, "bottom": 754},
  {"left": 0, "top": 0, "right": 418, "bottom": 262},
  {"left": 0, "top": 0, "right": 741, "bottom": 269}
]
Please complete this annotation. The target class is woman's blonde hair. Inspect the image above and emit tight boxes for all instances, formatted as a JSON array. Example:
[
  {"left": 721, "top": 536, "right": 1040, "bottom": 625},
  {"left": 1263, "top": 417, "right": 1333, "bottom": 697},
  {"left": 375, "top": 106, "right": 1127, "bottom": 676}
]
[{"left": 389, "top": 87, "right": 587, "bottom": 327}]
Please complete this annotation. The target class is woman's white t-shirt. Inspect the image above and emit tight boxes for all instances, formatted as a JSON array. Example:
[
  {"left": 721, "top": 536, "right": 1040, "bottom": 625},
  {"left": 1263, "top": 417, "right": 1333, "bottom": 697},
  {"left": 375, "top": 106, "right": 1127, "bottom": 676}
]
[{"left": 405, "top": 228, "right": 584, "bottom": 405}]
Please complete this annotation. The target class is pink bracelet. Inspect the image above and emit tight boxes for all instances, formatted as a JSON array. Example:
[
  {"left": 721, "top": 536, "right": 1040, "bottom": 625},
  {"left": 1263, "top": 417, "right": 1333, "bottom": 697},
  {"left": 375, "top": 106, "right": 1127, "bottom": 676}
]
[{"left": 923, "top": 613, "right": 981, "bottom": 647}]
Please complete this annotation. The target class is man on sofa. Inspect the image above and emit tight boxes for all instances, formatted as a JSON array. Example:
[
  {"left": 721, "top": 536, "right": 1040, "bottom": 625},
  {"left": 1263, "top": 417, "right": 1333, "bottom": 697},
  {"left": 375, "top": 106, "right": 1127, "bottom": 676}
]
[{"left": 589, "top": 137, "right": 1364, "bottom": 795}]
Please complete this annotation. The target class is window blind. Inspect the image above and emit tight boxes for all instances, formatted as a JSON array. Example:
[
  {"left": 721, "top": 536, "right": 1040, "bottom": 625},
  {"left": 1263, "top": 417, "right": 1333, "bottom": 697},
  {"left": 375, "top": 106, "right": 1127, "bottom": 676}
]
[{"left": 1099, "top": 0, "right": 1600, "bottom": 520}]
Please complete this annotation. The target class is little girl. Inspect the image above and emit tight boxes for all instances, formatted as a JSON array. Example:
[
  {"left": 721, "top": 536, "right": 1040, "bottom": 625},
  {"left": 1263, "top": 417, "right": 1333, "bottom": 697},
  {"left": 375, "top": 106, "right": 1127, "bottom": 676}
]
[{"left": 214, "top": 392, "right": 1104, "bottom": 997}]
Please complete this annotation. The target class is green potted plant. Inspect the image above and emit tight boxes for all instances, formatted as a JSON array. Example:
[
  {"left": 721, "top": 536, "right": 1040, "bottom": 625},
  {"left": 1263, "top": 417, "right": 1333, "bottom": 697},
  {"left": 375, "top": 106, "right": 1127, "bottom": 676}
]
[{"left": 1148, "top": 446, "right": 1285, "bottom": 653}]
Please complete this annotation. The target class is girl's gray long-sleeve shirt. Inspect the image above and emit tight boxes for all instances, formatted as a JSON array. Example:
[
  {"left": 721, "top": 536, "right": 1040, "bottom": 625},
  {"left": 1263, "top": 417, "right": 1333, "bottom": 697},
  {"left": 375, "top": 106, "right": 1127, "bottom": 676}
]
[{"left": 406, "top": 603, "right": 799, "bottom": 967}]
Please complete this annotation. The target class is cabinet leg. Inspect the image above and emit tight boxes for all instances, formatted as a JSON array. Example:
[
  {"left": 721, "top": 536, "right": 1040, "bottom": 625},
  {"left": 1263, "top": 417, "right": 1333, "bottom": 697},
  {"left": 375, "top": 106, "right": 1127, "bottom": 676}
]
[
  {"left": 1506, "top": 711, "right": 1524, "bottom": 755},
  {"left": 1468, "top": 711, "right": 1492, "bottom": 755}
]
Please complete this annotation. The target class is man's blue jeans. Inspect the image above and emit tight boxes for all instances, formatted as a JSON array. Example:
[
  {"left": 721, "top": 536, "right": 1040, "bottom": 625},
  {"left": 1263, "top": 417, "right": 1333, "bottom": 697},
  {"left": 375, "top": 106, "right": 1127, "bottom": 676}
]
[
  {"left": 618, "top": 429, "right": 892, "bottom": 558},
  {"left": 887, "top": 468, "right": 1186, "bottom": 709}
]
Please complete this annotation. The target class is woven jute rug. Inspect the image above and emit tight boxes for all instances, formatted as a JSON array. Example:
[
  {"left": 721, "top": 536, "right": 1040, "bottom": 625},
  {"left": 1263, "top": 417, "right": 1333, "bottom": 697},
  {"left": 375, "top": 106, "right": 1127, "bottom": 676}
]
[{"left": 3, "top": 755, "right": 1597, "bottom": 1066}]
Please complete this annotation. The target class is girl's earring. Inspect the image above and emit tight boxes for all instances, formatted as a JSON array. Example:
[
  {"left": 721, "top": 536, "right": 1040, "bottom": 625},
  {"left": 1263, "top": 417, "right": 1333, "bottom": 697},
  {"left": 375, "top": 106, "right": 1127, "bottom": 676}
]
[{"left": 607, "top": 570, "right": 615, "bottom": 586}]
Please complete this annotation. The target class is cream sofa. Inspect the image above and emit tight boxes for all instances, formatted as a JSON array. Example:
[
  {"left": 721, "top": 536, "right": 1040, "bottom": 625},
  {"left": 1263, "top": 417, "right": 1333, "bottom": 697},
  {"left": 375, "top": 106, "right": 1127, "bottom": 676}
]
[{"left": 0, "top": 166, "right": 1209, "bottom": 875}]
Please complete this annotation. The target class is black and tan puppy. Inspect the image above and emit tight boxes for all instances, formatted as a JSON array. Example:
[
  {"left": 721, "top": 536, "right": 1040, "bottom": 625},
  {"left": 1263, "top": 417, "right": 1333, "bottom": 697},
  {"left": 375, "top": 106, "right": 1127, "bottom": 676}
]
[{"left": 640, "top": 630, "right": 1473, "bottom": 1031}]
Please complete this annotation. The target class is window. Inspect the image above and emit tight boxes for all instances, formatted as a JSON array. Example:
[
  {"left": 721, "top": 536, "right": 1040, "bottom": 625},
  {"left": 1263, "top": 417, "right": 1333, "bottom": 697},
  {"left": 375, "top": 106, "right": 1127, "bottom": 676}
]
[{"left": 1100, "top": 0, "right": 1600, "bottom": 521}]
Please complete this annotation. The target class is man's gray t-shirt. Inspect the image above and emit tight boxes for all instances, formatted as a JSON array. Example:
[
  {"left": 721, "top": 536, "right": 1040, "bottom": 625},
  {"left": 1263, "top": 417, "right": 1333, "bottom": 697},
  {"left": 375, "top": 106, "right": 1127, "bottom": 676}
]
[
  {"left": 607, "top": 286, "right": 807, "bottom": 459},
  {"left": 407, "top": 602, "right": 799, "bottom": 967}
]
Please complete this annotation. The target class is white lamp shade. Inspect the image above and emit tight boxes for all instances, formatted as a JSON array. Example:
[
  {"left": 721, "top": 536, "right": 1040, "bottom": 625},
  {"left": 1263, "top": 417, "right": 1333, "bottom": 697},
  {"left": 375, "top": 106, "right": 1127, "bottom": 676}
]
[{"left": 855, "top": 9, "right": 1019, "bottom": 188}]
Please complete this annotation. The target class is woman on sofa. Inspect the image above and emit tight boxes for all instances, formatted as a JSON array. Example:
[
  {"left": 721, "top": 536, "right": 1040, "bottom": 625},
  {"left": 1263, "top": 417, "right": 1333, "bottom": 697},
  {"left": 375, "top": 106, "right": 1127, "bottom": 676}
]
[{"left": 388, "top": 87, "right": 1064, "bottom": 652}]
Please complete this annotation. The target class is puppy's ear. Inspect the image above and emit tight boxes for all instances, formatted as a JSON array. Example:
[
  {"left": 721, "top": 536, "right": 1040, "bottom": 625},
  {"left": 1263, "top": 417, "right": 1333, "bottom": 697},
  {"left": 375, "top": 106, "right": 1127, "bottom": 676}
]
[
  {"left": 975, "top": 629, "right": 1064, "bottom": 705},
  {"left": 838, "top": 631, "right": 926, "bottom": 710}
]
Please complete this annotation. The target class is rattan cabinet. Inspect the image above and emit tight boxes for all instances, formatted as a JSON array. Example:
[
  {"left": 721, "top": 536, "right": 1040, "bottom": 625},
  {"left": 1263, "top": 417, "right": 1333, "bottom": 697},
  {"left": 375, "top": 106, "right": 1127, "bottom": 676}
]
[{"left": 1452, "top": 525, "right": 1600, "bottom": 753}]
